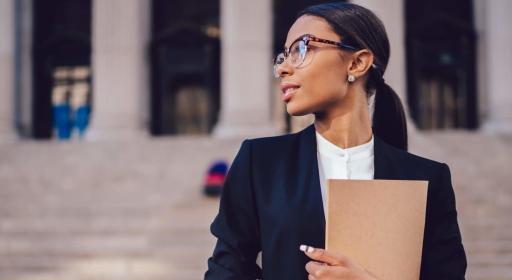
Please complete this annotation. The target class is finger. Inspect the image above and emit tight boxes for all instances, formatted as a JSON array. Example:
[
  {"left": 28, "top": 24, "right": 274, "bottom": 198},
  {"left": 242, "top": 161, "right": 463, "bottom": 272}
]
[
  {"left": 305, "top": 261, "right": 324, "bottom": 274},
  {"left": 306, "top": 261, "right": 336, "bottom": 280},
  {"left": 300, "top": 245, "right": 348, "bottom": 266}
]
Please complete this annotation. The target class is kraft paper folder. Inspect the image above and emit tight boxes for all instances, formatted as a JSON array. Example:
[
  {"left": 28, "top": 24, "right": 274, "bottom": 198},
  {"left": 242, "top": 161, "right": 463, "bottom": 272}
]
[{"left": 326, "top": 179, "right": 428, "bottom": 280}]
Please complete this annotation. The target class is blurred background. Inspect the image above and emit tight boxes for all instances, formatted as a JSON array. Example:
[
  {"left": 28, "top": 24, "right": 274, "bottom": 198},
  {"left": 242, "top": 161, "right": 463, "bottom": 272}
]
[{"left": 0, "top": 0, "right": 511, "bottom": 279}]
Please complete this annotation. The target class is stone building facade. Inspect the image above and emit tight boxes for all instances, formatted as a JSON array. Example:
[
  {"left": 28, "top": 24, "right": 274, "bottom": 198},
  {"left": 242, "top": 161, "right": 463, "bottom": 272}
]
[{"left": 0, "top": 0, "right": 511, "bottom": 141}]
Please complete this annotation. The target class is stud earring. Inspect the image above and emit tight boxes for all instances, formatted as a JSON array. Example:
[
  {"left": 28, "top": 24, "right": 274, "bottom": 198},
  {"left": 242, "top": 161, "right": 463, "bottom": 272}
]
[{"left": 348, "top": 75, "right": 355, "bottom": 82}]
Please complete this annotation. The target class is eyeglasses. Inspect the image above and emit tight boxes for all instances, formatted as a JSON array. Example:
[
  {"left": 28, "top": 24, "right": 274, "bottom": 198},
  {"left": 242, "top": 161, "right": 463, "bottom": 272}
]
[{"left": 273, "top": 35, "right": 361, "bottom": 78}]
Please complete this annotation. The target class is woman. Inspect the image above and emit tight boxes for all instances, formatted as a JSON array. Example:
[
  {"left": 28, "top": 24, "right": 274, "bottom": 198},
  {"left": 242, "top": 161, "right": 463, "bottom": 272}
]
[{"left": 205, "top": 3, "right": 466, "bottom": 279}]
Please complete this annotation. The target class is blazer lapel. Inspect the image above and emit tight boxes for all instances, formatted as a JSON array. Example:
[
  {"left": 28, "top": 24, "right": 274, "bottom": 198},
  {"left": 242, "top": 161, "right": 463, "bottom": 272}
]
[{"left": 298, "top": 124, "right": 326, "bottom": 246}]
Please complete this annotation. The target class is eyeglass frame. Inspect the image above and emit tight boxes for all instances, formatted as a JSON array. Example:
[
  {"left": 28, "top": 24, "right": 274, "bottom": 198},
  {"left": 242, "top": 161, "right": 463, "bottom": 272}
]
[{"left": 273, "top": 35, "right": 376, "bottom": 78}]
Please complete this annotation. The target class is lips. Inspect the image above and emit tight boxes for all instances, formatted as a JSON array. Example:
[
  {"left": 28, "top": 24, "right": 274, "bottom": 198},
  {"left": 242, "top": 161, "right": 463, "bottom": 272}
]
[{"left": 280, "top": 83, "right": 300, "bottom": 102}]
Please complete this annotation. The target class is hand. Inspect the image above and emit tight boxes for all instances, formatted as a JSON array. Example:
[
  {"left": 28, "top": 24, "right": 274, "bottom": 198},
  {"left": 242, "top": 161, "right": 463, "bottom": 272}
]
[{"left": 300, "top": 245, "right": 379, "bottom": 280}]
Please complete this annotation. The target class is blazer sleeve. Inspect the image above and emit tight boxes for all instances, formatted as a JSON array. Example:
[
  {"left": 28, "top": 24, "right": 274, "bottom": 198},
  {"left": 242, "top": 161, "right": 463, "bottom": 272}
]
[
  {"left": 421, "top": 163, "right": 467, "bottom": 280},
  {"left": 205, "top": 140, "right": 263, "bottom": 280}
]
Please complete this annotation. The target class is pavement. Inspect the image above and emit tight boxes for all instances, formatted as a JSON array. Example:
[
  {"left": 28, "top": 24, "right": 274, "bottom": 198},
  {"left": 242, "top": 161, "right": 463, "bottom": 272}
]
[{"left": 0, "top": 130, "right": 511, "bottom": 279}]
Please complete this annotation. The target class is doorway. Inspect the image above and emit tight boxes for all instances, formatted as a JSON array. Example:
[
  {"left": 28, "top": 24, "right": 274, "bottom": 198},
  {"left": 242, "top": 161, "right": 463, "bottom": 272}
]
[
  {"left": 150, "top": 0, "right": 220, "bottom": 136},
  {"left": 406, "top": 0, "right": 477, "bottom": 130},
  {"left": 32, "top": 0, "right": 92, "bottom": 139}
]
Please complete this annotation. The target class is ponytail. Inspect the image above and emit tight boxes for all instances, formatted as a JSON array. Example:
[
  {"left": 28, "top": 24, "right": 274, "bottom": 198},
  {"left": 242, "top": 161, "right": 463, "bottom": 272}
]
[{"left": 371, "top": 69, "right": 408, "bottom": 151}]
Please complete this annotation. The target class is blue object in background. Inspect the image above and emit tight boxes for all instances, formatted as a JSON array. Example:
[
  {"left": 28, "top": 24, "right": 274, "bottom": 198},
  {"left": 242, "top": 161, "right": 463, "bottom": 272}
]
[
  {"left": 203, "top": 160, "right": 230, "bottom": 196},
  {"left": 208, "top": 161, "right": 229, "bottom": 174},
  {"left": 74, "top": 105, "right": 90, "bottom": 139},
  {"left": 54, "top": 104, "right": 72, "bottom": 140}
]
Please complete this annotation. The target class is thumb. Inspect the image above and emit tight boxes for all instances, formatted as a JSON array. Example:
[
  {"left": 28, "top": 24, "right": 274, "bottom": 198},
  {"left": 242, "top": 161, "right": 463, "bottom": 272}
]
[{"left": 300, "top": 245, "right": 348, "bottom": 266}]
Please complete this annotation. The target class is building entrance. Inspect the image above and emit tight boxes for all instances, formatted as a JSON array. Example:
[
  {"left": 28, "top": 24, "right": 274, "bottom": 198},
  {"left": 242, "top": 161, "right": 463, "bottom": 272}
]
[
  {"left": 32, "top": 0, "right": 92, "bottom": 139},
  {"left": 406, "top": 0, "right": 478, "bottom": 130},
  {"left": 150, "top": 0, "right": 220, "bottom": 136}
]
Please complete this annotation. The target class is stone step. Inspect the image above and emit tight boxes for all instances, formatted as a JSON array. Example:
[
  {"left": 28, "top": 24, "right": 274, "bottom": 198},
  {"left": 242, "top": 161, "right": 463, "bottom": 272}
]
[
  {"left": 0, "top": 194, "right": 210, "bottom": 208},
  {"left": 0, "top": 218, "right": 215, "bottom": 234},
  {"left": 0, "top": 269, "right": 205, "bottom": 280},
  {"left": 468, "top": 252, "right": 512, "bottom": 266},
  {"left": 465, "top": 265, "right": 512, "bottom": 280},
  {"left": 463, "top": 240, "right": 512, "bottom": 254},
  {"left": 0, "top": 255, "right": 209, "bottom": 272},
  {"left": 461, "top": 228, "right": 512, "bottom": 241},
  {"left": 0, "top": 234, "right": 216, "bottom": 256},
  {"left": 0, "top": 199, "right": 220, "bottom": 218},
  {"left": 460, "top": 218, "right": 512, "bottom": 227}
]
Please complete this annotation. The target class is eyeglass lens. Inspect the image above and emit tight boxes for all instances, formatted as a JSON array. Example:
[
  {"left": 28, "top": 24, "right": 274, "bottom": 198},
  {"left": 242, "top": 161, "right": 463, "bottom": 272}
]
[{"left": 273, "top": 40, "right": 307, "bottom": 78}]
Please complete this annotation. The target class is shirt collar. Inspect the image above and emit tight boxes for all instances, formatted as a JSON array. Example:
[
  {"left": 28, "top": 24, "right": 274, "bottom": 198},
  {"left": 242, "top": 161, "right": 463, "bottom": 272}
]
[{"left": 316, "top": 131, "right": 374, "bottom": 161}]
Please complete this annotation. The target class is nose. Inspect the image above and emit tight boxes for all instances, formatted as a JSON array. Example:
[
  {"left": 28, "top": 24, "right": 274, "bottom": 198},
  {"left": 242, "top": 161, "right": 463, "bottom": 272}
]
[{"left": 276, "top": 57, "right": 294, "bottom": 78}]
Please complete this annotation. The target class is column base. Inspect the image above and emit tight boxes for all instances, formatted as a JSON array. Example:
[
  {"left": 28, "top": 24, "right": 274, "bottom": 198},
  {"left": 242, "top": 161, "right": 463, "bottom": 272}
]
[
  {"left": 482, "top": 119, "right": 512, "bottom": 134},
  {"left": 86, "top": 127, "right": 149, "bottom": 141},
  {"left": 212, "top": 121, "right": 282, "bottom": 139},
  {"left": 0, "top": 130, "right": 19, "bottom": 142}
]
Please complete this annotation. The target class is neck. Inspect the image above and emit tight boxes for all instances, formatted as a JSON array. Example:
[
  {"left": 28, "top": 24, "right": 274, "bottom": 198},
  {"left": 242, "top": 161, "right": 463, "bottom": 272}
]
[{"left": 313, "top": 97, "right": 373, "bottom": 149}]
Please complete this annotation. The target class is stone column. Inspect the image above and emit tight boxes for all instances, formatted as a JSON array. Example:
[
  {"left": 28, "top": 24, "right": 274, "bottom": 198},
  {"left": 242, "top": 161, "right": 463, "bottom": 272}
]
[
  {"left": 213, "top": 0, "right": 281, "bottom": 138},
  {"left": 0, "top": 0, "right": 17, "bottom": 140},
  {"left": 14, "top": 0, "right": 33, "bottom": 138},
  {"left": 350, "top": 0, "right": 415, "bottom": 132},
  {"left": 89, "top": 0, "right": 150, "bottom": 140},
  {"left": 479, "top": 0, "right": 512, "bottom": 133},
  {"left": 474, "top": 0, "right": 487, "bottom": 128}
]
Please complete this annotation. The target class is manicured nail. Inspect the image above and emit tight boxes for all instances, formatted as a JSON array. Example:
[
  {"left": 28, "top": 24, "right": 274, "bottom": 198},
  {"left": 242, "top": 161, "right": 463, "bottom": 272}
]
[{"left": 300, "top": 245, "right": 315, "bottom": 253}]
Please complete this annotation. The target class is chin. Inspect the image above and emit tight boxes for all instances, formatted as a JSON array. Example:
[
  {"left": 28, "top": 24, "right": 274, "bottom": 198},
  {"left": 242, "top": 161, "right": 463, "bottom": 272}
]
[{"left": 286, "top": 102, "right": 313, "bottom": 116}]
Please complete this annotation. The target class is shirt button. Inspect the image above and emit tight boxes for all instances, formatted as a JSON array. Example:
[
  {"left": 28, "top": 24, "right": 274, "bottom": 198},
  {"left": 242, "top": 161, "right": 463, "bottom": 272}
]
[{"left": 339, "top": 153, "right": 345, "bottom": 157}]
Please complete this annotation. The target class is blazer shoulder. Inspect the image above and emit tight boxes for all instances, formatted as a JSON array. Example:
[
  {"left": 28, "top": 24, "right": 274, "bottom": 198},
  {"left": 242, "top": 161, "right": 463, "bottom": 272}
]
[
  {"left": 385, "top": 141, "right": 446, "bottom": 172},
  {"left": 246, "top": 130, "right": 302, "bottom": 150}
]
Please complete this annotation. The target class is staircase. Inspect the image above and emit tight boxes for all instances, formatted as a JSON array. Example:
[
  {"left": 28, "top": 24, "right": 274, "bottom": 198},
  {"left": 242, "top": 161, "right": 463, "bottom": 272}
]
[
  {"left": 410, "top": 131, "right": 512, "bottom": 279},
  {"left": 0, "top": 137, "right": 241, "bottom": 279},
  {"left": 0, "top": 131, "right": 511, "bottom": 279}
]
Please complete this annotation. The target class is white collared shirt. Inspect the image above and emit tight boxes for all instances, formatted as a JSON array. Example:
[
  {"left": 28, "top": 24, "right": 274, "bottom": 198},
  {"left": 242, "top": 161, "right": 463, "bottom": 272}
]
[{"left": 316, "top": 132, "right": 375, "bottom": 214}]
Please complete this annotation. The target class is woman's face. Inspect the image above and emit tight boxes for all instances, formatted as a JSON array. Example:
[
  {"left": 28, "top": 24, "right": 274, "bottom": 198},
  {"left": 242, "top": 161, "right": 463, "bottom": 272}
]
[{"left": 276, "top": 15, "right": 353, "bottom": 116}]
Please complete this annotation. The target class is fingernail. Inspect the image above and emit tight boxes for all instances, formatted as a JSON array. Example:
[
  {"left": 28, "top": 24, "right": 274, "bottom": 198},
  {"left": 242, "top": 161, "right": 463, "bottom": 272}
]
[{"left": 300, "top": 245, "right": 315, "bottom": 253}]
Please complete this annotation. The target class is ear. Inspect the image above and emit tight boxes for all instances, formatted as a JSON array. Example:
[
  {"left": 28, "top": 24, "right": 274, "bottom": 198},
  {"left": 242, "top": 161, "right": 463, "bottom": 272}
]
[{"left": 346, "top": 50, "right": 374, "bottom": 79}]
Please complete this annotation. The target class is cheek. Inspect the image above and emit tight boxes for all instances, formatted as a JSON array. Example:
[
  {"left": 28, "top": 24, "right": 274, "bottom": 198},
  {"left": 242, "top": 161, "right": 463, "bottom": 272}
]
[
  {"left": 285, "top": 53, "right": 348, "bottom": 115},
  {"left": 302, "top": 60, "right": 346, "bottom": 102}
]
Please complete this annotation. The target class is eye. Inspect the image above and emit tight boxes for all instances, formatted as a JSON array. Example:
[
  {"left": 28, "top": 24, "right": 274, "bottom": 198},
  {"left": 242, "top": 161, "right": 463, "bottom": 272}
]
[
  {"left": 289, "top": 41, "right": 300, "bottom": 54},
  {"left": 292, "top": 43, "right": 301, "bottom": 53},
  {"left": 275, "top": 53, "right": 285, "bottom": 64}
]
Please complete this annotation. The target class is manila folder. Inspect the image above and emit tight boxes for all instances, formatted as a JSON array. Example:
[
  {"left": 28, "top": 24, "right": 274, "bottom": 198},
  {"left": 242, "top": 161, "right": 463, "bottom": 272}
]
[{"left": 326, "top": 179, "right": 428, "bottom": 280}]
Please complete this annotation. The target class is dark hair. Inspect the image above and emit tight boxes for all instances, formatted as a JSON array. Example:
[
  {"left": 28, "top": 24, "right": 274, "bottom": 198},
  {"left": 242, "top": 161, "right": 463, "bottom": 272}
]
[{"left": 298, "top": 3, "right": 408, "bottom": 151}]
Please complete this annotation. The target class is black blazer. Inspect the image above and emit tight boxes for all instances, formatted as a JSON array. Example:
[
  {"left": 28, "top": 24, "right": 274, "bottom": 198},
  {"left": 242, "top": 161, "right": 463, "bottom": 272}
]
[{"left": 205, "top": 125, "right": 466, "bottom": 280}]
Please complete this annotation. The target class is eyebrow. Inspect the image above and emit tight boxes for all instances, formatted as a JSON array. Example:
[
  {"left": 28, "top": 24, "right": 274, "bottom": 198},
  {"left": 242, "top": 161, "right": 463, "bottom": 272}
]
[{"left": 284, "top": 33, "right": 315, "bottom": 49}]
